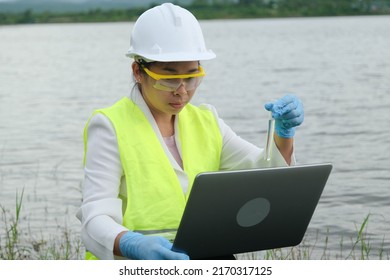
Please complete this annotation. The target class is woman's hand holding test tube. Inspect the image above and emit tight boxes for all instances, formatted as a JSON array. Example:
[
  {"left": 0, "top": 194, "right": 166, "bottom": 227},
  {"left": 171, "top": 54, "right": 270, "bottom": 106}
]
[{"left": 264, "top": 95, "right": 304, "bottom": 139}]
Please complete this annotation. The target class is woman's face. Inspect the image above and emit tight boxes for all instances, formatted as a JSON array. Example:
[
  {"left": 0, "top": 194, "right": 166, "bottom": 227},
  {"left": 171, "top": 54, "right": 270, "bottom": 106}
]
[{"left": 136, "top": 61, "right": 201, "bottom": 120}]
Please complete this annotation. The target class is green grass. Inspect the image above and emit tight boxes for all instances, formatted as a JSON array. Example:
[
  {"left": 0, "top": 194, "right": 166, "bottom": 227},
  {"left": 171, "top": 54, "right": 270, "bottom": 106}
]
[
  {"left": 1, "top": 191, "right": 388, "bottom": 260},
  {"left": 0, "top": 189, "right": 84, "bottom": 260},
  {"left": 238, "top": 214, "right": 389, "bottom": 260},
  {"left": 0, "top": 189, "right": 25, "bottom": 259}
]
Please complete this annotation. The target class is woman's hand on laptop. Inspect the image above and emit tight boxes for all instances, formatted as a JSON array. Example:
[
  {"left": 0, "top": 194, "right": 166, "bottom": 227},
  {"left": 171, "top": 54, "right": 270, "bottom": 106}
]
[{"left": 118, "top": 231, "right": 189, "bottom": 260}]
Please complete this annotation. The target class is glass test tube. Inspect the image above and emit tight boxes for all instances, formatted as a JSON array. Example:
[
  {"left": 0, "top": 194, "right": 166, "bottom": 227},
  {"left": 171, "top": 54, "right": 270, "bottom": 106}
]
[{"left": 264, "top": 110, "right": 275, "bottom": 161}]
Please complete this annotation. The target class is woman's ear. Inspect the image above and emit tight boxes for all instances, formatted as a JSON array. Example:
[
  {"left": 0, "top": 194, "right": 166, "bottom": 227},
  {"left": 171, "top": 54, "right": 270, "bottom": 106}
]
[{"left": 132, "top": 62, "right": 142, "bottom": 83}]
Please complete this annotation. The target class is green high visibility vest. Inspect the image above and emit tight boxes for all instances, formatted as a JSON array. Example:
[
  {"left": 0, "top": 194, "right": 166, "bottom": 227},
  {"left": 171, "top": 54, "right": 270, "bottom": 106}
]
[{"left": 83, "top": 97, "right": 222, "bottom": 259}]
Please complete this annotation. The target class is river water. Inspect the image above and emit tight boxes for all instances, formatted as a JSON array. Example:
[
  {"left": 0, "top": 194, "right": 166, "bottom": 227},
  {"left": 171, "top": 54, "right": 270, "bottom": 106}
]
[{"left": 0, "top": 16, "right": 389, "bottom": 259}]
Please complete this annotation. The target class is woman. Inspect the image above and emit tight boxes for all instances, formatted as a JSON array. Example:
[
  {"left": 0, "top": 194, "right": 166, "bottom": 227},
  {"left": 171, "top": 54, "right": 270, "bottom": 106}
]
[{"left": 77, "top": 3, "right": 304, "bottom": 260}]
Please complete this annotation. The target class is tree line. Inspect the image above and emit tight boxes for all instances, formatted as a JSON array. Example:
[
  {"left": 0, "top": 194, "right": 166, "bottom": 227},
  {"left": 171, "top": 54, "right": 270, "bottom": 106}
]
[{"left": 1, "top": 0, "right": 389, "bottom": 25}]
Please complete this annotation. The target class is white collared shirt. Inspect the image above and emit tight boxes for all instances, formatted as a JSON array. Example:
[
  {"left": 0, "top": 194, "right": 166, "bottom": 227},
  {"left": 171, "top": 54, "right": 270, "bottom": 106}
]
[{"left": 76, "top": 88, "right": 295, "bottom": 259}]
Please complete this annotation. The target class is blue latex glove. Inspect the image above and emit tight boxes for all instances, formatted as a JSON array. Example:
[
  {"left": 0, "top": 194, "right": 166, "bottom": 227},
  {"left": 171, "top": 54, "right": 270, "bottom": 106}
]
[
  {"left": 119, "top": 231, "right": 189, "bottom": 260},
  {"left": 264, "top": 95, "right": 304, "bottom": 138}
]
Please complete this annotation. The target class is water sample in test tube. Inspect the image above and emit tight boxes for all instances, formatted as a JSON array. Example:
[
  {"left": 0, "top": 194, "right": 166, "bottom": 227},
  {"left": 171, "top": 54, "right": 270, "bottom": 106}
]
[{"left": 264, "top": 110, "right": 275, "bottom": 161}]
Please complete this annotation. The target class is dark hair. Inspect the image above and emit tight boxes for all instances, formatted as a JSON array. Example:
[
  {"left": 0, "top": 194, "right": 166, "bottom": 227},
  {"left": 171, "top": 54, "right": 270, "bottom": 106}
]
[{"left": 136, "top": 59, "right": 155, "bottom": 74}]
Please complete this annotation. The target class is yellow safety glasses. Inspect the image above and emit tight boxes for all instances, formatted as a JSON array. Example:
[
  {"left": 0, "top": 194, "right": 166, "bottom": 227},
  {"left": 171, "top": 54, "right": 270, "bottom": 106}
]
[{"left": 141, "top": 65, "right": 205, "bottom": 92}]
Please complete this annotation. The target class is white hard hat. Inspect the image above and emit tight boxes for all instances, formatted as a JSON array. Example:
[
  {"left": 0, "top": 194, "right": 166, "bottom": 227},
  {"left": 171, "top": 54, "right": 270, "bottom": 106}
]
[{"left": 126, "top": 3, "right": 215, "bottom": 62}]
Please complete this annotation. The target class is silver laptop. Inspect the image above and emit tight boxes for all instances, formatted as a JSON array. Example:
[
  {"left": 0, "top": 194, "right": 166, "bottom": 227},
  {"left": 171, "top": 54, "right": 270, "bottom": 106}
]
[{"left": 171, "top": 163, "right": 332, "bottom": 259}]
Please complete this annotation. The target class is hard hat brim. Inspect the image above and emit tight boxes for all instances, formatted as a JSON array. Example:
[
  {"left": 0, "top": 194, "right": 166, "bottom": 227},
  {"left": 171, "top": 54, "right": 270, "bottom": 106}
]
[{"left": 126, "top": 50, "right": 216, "bottom": 62}]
